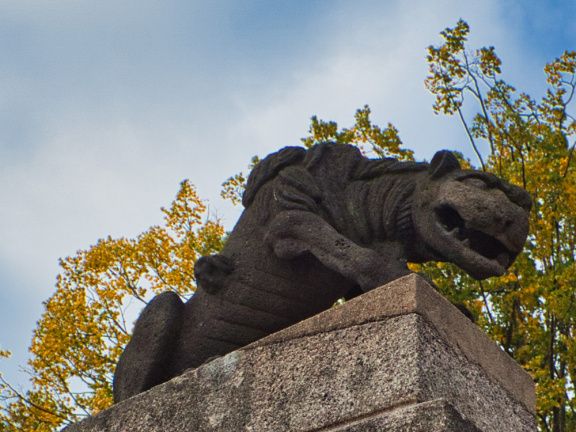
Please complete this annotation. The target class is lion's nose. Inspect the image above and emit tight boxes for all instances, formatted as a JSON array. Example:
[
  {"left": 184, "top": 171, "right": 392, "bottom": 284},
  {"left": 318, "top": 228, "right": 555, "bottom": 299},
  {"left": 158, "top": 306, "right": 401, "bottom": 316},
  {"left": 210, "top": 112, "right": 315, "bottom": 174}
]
[{"left": 493, "top": 214, "right": 514, "bottom": 232}]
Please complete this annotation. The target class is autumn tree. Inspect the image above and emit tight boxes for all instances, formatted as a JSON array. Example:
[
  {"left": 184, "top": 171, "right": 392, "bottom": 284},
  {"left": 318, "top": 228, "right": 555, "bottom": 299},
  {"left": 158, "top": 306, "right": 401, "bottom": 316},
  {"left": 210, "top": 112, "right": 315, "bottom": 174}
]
[
  {"left": 424, "top": 20, "right": 576, "bottom": 432},
  {"left": 0, "top": 181, "right": 225, "bottom": 430}
]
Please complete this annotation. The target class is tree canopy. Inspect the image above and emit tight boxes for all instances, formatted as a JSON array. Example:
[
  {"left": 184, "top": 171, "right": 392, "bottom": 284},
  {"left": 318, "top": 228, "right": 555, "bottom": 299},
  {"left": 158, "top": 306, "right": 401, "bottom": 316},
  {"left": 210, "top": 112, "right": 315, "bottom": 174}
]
[{"left": 1, "top": 20, "right": 575, "bottom": 432}]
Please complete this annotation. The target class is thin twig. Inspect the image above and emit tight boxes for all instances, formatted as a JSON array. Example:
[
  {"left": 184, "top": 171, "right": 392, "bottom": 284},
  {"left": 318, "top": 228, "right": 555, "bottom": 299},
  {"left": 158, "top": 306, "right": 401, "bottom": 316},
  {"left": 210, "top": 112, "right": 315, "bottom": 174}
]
[
  {"left": 478, "top": 280, "right": 495, "bottom": 325},
  {"left": 456, "top": 104, "right": 486, "bottom": 170},
  {"left": 0, "top": 376, "right": 69, "bottom": 421},
  {"left": 464, "top": 51, "right": 496, "bottom": 155}
]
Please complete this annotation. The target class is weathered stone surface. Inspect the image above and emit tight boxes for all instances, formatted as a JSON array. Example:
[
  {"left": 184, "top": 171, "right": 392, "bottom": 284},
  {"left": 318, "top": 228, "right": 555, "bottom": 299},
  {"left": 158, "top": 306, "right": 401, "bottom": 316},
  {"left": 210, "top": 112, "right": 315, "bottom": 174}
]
[
  {"left": 250, "top": 273, "right": 535, "bottom": 412},
  {"left": 114, "top": 143, "right": 533, "bottom": 401},
  {"left": 328, "top": 399, "right": 482, "bottom": 432},
  {"left": 66, "top": 275, "right": 536, "bottom": 432}
]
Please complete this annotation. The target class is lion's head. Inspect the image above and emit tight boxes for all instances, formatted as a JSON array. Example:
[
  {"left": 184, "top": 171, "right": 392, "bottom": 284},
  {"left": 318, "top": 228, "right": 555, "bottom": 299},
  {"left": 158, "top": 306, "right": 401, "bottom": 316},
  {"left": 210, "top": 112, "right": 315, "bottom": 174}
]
[{"left": 412, "top": 151, "right": 532, "bottom": 280}]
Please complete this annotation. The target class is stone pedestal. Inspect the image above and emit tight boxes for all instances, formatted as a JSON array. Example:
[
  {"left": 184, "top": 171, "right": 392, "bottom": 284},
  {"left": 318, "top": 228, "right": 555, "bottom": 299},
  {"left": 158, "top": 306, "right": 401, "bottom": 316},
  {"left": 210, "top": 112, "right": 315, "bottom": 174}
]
[{"left": 65, "top": 274, "right": 536, "bottom": 431}]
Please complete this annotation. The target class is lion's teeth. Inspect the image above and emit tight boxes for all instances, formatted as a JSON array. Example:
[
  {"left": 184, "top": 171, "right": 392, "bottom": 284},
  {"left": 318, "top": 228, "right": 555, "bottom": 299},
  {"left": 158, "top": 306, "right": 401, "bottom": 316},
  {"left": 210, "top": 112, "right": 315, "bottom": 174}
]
[{"left": 442, "top": 223, "right": 454, "bottom": 232}]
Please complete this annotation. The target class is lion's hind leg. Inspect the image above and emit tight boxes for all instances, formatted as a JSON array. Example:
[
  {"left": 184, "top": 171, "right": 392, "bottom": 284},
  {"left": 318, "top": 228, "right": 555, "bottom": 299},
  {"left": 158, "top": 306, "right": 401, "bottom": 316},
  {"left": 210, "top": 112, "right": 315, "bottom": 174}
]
[{"left": 113, "top": 291, "right": 184, "bottom": 403}]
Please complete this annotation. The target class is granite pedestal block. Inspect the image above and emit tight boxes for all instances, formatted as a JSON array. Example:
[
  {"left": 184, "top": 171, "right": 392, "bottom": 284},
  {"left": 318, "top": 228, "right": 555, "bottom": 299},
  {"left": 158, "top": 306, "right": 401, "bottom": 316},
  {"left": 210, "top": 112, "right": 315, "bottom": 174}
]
[{"left": 65, "top": 274, "right": 536, "bottom": 431}]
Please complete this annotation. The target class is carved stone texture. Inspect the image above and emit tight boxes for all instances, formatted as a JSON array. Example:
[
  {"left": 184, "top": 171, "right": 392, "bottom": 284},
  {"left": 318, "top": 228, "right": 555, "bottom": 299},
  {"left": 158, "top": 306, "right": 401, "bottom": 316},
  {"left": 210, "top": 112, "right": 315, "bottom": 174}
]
[{"left": 113, "top": 143, "right": 532, "bottom": 402}]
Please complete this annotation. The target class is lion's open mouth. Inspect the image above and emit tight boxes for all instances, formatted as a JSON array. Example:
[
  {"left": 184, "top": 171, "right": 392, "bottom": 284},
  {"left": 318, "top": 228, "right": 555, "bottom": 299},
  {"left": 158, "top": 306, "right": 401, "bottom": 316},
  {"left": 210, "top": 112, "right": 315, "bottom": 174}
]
[{"left": 435, "top": 205, "right": 511, "bottom": 268}]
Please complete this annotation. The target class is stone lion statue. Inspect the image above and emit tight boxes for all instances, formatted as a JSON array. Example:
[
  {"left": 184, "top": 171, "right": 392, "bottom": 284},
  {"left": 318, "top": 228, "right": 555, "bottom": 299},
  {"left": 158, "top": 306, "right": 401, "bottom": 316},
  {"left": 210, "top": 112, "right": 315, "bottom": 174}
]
[{"left": 113, "top": 143, "right": 531, "bottom": 402}]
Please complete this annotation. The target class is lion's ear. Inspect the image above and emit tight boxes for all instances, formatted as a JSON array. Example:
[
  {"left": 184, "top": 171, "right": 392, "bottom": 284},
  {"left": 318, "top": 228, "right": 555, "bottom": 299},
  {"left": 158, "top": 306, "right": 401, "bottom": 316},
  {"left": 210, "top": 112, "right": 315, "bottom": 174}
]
[{"left": 429, "top": 150, "right": 461, "bottom": 179}]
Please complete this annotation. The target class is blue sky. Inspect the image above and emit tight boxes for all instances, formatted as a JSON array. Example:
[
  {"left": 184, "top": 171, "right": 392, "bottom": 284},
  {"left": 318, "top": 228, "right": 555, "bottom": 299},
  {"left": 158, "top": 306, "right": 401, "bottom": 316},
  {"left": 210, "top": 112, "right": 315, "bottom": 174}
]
[{"left": 0, "top": 1, "right": 574, "bottom": 390}]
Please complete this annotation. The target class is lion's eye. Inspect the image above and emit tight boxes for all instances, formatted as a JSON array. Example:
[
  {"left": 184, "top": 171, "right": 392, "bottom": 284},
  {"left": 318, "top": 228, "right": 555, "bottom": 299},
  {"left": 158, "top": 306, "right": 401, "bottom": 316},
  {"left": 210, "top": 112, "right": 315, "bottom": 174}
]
[{"left": 461, "top": 177, "right": 488, "bottom": 189}]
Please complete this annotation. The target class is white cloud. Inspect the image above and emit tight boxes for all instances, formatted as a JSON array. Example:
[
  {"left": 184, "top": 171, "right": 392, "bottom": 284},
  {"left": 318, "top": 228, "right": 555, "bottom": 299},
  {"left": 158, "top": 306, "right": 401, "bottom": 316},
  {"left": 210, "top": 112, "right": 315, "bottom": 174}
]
[{"left": 226, "top": 0, "right": 507, "bottom": 165}]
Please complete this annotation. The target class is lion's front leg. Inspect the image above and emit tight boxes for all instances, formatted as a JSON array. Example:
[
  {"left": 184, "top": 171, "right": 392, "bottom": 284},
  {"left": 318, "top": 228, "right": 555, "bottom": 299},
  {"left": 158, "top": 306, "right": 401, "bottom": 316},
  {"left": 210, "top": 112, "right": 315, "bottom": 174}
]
[{"left": 265, "top": 210, "right": 411, "bottom": 291}]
